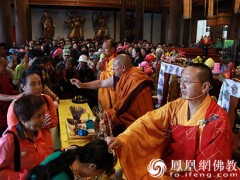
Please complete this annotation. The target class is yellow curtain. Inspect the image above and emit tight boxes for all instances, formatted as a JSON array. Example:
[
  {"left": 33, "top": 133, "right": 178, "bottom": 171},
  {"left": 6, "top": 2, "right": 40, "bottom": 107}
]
[
  {"left": 208, "top": 0, "right": 214, "bottom": 16},
  {"left": 235, "top": 0, "right": 240, "bottom": 14},
  {"left": 183, "top": 0, "right": 192, "bottom": 19}
]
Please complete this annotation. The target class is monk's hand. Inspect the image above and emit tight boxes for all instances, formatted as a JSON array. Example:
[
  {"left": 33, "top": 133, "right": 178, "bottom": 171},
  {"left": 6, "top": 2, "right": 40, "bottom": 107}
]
[
  {"left": 70, "top": 78, "right": 82, "bottom": 88},
  {"left": 105, "top": 137, "right": 122, "bottom": 150}
]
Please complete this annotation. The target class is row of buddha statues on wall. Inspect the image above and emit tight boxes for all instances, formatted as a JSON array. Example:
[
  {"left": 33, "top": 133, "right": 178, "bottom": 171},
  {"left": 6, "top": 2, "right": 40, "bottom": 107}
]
[{"left": 41, "top": 10, "right": 135, "bottom": 42}]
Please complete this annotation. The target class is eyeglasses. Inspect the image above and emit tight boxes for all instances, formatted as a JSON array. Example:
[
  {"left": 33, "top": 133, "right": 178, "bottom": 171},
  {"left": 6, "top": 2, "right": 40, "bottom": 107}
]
[{"left": 178, "top": 78, "right": 202, "bottom": 86}]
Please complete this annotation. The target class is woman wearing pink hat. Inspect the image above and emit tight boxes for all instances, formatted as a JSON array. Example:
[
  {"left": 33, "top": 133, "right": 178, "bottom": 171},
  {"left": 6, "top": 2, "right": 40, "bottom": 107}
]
[
  {"left": 52, "top": 48, "right": 62, "bottom": 59},
  {"left": 51, "top": 48, "right": 63, "bottom": 67}
]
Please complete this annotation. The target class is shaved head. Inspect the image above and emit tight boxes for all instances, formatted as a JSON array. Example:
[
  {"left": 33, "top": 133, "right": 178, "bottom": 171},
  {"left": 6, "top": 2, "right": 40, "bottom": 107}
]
[{"left": 114, "top": 54, "right": 133, "bottom": 70}]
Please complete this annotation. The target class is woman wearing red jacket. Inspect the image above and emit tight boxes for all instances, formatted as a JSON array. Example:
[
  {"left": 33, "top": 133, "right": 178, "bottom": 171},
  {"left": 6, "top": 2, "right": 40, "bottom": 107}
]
[{"left": 0, "top": 95, "right": 54, "bottom": 179}]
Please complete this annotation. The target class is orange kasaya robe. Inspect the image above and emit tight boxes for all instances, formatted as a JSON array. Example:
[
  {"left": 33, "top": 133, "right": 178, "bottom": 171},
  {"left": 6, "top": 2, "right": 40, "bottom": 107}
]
[
  {"left": 99, "top": 53, "right": 118, "bottom": 110},
  {"left": 107, "top": 66, "right": 154, "bottom": 135},
  {"left": 117, "top": 95, "right": 235, "bottom": 180}
]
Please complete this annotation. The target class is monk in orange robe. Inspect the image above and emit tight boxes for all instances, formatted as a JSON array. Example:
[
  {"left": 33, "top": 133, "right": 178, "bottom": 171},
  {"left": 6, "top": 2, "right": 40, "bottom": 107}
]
[
  {"left": 107, "top": 65, "right": 153, "bottom": 135},
  {"left": 70, "top": 54, "right": 154, "bottom": 135},
  {"left": 108, "top": 64, "right": 238, "bottom": 179},
  {"left": 97, "top": 39, "right": 118, "bottom": 110}
]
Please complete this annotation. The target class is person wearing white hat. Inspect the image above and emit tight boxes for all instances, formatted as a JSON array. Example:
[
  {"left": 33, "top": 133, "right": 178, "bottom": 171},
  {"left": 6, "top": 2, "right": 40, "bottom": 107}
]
[
  {"left": 76, "top": 55, "right": 94, "bottom": 82},
  {"left": 78, "top": 54, "right": 89, "bottom": 63},
  {"left": 76, "top": 55, "right": 96, "bottom": 107},
  {"left": 77, "top": 54, "right": 89, "bottom": 71},
  {"left": 78, "top": 54, "right": 95, "bottom": 72}
]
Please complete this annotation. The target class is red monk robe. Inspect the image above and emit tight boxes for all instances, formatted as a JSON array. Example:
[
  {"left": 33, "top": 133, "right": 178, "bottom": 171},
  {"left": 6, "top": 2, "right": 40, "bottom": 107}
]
[
  {"left": 117, "top": 95, "right": 238, "bottom": 179},
  {"left": 0, "top": 74, "right": 18, "bottom": 134},
  {"left": 107, "top": 66, "right": 154, "bottom": 135},
  {"left": 99, "top": 53, "right": 118, "bottom": 110}
]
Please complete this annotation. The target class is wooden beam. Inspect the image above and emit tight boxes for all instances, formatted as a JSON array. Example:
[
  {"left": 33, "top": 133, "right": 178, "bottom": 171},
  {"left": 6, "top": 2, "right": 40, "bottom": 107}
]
[
  {"left": 29, "top": 0, "right": 163, "bottom": 12},
  {"left": 29, "top": 0, "right": 121, "bottom": 8},
  {"left": 120, "top": 0, "right": 126, "bottom": 41},
  {"left": 135, "top": 0, "right": 144, "bottom": 41}
]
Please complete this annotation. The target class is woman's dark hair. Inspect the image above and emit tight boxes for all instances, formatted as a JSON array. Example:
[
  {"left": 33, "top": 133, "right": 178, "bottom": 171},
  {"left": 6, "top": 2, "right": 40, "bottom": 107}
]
[
  {"left": 133, "top": 47, "right": 142, "bottom": 58},
  {"left": 14, "top": 94, "right": 44, "bottom": 122},
  {"left": 20, "top": 69, "right": 42, "bottom": 86},
  {"left": 29, "top": 65, "right": 47, "bottom": 85},
  {"left": 27, "top": 139, "right": 114, "bottom": 180},
  {"left": 17, "top": 52, "right": 27, "bottom": 63},
  {"left": 30, "top": 57, "right": 45, "bottom": 68}
]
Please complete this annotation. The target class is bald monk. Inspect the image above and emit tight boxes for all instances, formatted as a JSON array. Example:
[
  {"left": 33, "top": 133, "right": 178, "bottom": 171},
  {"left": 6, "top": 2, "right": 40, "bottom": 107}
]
[
  {"left": 107, "top": 64, "right": 235, "bottom": 179},
  {"left": 71, "top": 54, "right": 154, "bottom": 135},
  {"left": 97, "top": 39, "right": 118, "bottom": 110}
]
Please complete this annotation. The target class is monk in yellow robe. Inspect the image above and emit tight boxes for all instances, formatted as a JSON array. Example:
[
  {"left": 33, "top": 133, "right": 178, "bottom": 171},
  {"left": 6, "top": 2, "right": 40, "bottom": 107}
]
[
  {"left": 70, "top": 54, "right": 154, "bottom": 135},
  {"left": 97, "top": 39, "right": 118, "bottom": 110},
  {"left": 108, "top": 64, "right": 236, "bottom": 179}
]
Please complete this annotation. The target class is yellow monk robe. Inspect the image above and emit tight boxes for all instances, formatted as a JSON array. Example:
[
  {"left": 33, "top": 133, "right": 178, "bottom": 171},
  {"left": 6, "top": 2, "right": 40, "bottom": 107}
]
[
  {"left": 99, "top": 53, "right": 118, "bottom": 110},
  {"left": 107, "top": 66, "right": 154, "bottom": 135},
  {"left": 117, "top": 95, "right": 232, "bottom": 179}
]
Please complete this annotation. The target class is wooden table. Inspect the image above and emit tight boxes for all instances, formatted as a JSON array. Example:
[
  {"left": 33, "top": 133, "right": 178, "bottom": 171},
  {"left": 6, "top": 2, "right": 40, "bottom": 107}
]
[{"left": 58, "top": 99, "right": 95, "bottom": 148}]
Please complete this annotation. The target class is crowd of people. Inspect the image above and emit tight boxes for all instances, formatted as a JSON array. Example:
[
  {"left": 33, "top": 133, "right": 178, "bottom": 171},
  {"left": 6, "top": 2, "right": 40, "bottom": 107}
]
[
  {"left": 0, "top": 38, "right": 164, "bottom": 179},
  {"left": 0, "top": 37, "right": 238, "bottom": 179}
]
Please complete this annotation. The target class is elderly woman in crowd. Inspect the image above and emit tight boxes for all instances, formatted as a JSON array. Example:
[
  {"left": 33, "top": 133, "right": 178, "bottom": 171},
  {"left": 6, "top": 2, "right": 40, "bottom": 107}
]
[
  {"left": 0, "top": 95, "right": 54, "bottom": 179},
  {"left": 6, "top": 55, "right": 18, "bottom": 80}
]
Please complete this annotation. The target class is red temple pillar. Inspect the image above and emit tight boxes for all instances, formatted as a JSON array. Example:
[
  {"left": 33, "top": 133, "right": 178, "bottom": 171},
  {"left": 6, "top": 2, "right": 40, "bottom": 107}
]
[
  {"left": 0, "top": 0, "right": 13, "bottom": 48},
  {"left": 14, "top": 0, "right": 31, "bottom": 47}
]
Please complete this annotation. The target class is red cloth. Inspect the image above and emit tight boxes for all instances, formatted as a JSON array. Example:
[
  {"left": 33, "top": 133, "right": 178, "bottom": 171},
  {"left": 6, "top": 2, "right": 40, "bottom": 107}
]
[{"left": 0, "top": 74, "right": 18, "bottom": 129}]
